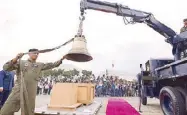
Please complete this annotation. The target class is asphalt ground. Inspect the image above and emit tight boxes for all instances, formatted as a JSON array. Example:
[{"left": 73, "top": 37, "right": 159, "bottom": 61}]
[{"left": 14, "top": 95, "right": 163, "bottom": 115}]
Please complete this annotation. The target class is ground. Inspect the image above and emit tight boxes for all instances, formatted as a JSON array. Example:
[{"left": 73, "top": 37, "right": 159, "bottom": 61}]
[{"left": 15, "top": 95, "right": 163, "bottom": 115}]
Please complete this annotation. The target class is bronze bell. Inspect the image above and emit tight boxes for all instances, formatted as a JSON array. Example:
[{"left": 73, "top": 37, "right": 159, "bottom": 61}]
[{"left": 65, "top": 35, "right": 93, "bottom": 62}]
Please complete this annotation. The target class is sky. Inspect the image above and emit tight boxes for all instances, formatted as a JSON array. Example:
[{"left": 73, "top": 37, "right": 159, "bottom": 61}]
[{"left": 0, "top": 0, "right": 186, "bottom": 79}]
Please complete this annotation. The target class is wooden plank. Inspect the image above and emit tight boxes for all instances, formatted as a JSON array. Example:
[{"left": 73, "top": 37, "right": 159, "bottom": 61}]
[
  {"left": 49, "top": 83, "right": 78, "bottom": 107},
  {"left": 48, "top": 103, "right": 82, "bottom": 111},
  {"left": 83, "top": 101, "right": 92, "bottom": 106},
  {"left": 77, "top": 83, "right": 95, "bottom": 105}
]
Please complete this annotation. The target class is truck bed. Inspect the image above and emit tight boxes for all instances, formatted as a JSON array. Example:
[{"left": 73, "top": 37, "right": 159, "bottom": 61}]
[{"left": 155, "top": 57, "right": 187, "bottom": 79}]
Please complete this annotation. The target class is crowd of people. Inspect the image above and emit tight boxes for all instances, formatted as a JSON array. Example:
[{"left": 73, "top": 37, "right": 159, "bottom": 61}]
[
  {"left": 37, "top": 74, "right": 138, "bottom": 97},
  {"left": 94, "top": 75, "right": 138, "bottom": 97},
  {"left": 37, "top": 78, "right": 53, "bottom": 95}
]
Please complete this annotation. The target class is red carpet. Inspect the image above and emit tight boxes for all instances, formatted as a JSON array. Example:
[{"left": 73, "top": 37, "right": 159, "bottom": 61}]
[{"left": 106, "top": 98, "right": 140, "bottom": 115}]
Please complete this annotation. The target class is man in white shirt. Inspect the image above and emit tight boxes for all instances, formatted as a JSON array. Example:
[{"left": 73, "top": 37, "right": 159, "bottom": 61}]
[{"left": 140, "top": 64, "right": 144, "bottom": 71}]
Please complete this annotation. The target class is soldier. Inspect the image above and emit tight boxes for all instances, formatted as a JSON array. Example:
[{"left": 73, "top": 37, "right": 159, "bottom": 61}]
[
  {"left": 180, "top": 18, "right": 187, "bottom": 33},
  {"left": 0, "top": 48, "right": 66, "bottom": 115},
  {"left": 0, "top": 70, "right": 14, "bottom": 108}
]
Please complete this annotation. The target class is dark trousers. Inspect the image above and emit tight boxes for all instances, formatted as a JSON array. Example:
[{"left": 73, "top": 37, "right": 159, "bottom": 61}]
[
  {"left": 37, "top": 86, "right": 40, "bottom": 95},
  {"left": 0, "top": 90, "right": 11, "bottom": 107},
  {"left": 44, "top": 89, "right": 48, "bottom": 94},
  {"left": 48, "top": 88, "right": 52, "bottom": 95},
  {"left": 102, "top": 87, "right": 107, "bottom": 96}
]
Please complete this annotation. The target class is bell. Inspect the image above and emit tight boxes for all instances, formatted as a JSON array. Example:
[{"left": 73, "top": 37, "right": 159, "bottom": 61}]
[{"left": 65, "top": 35, "right": 93, "bottom": 62}]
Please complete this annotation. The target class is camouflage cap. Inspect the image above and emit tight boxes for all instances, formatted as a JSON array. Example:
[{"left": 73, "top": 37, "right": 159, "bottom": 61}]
[{"left": 183, "top": 18, "right": 187, "bottom": 22}]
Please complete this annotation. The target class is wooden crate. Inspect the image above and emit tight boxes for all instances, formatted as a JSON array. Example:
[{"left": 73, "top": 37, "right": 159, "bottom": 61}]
[
  {"left": 47, "top": 83, "right": 95, "bottom": 111},
  {"left": 77, "top": 83, "right": 95, "bottom": 105},
  {"left": 48, "top": 83, "right": 78, "bottom": 108}
]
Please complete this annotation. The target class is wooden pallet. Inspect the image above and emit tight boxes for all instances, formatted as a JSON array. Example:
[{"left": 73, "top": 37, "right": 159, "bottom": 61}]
[
  {"left": 34, "top": 100, "right": 102, "bottom": 115},
  {"left": 48, "top": 103, "right": 82, "bottom": 111},
  {"left": 83, "top": 101, "right": 93, "bottom": 106}
]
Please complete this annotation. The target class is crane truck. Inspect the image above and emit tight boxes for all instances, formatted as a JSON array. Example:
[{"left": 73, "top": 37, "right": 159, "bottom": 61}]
[{"left": 79, "top": 0, "right": 187, "bottom": 115}]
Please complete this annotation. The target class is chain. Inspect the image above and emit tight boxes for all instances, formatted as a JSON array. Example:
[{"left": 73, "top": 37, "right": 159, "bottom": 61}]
[{"left": 77, "top": 14, "right": 85, "bottom": 36}]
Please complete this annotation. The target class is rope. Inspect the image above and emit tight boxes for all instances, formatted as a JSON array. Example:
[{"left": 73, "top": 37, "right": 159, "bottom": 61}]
[
  {"left": 18, "top": 38, "right": 74, "bottom": 115},
  {"left": 23, "top": 38, "right": 74, "bottom": 55},
  {"left": 19, "top": 59, "right": 32, "bottom": 115}
]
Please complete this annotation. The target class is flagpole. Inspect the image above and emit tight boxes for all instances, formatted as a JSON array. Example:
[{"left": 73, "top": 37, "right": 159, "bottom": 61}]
[
  {"left": 112, "top": 60, "right": 114, "bottom": 68},
  {"left": 112, "top": 60, "right": 114, "bottom": 77}
]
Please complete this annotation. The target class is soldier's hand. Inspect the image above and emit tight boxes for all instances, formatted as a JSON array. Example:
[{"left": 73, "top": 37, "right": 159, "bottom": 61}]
[
  {"left": 62, "top": 55, "right": 68, "bottom": 60},
  {"left": 0, "top": 87, "right": 3, "bottom": 92},
  {"left": 16, "top": 53, "right": 24, "bottom": 59}
]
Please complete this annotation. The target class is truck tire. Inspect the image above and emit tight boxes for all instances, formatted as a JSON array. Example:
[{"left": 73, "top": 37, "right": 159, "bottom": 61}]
[
  {"left": 175, "top": 87, "right": 187, "bottom": 99},
  {"left": 159, "top": 86, "right": 185, "bottom": 115},
  {"left": 175, "top": 87, "right": 187, "bottom": 113}
]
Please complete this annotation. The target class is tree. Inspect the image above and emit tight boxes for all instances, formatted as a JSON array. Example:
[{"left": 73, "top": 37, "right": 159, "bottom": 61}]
[
  {"left": 62, "top": 70, "right": 72, "bottom": 77},
  {"left": 72, "top": 69, "right": 80, "bottom": 76},
  {"left": 82, "top": 70, "right": 92, "bottom": 77},
  {"left": 43, "top": 69, "right": 53, "bottom": 77},
  {"left": 42, "top": 68, "right": 90, "bottom": 82},
  {"left": 57, "top": 69, "right": 64, "bottom": 75}
]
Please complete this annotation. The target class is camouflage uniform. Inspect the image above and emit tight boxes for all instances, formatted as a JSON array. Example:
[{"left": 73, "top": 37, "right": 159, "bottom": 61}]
[
  {"left": 180, "top": 18, "right": 187, "bottom": 33},
  {"left": 0, "top": 59, "right": 62, "bottom": 115},
  {"left": 180, "top": 26, "right": 187, "bottom": 33}
]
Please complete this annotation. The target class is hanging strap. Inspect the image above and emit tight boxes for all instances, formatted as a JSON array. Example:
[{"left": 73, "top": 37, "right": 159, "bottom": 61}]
[
  {"left": 19, "top": 60, "right": 32, "bottom": 115},
  {"left": 23, "top": 38, "right": 74, "bottom": 55}
]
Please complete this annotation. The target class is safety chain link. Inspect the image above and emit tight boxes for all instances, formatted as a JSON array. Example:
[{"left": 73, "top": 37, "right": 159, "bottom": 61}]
[{"left": 77, "top": 13, "right": 85, "bottom": 36}]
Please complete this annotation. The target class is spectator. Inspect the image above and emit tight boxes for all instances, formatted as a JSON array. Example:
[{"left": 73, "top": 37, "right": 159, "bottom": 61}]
[
  {"left": 43, "top": 83, "right": 49, "bottom": 95},
  {"left": 0, "top": 70, "right": 14, "bottom": 108},
  {"left": 48, "top": 81, "right": 53, "bottom": 95}
]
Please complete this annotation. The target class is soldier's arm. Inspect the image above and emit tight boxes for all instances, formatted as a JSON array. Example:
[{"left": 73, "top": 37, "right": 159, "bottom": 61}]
[
  {"left": 3, "top": 53, "right": 24, "bottom": 71},
  {"left": 3, "top": 58, "right": 19, "bottom": 71},
  {"left": 41, "top": 59, "right": 63, "bottom": 71},
  {"left": 180, "top": 27, "right": 184, "bottom": 33}
]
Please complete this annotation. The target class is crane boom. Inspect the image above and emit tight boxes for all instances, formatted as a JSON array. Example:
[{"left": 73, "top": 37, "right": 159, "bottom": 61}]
[
  {"left": 80, "top": 0, "right": 187, "bottom": 60},
  {"left": 80, "top": 0, "right": 177, "bottom": 45}
]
